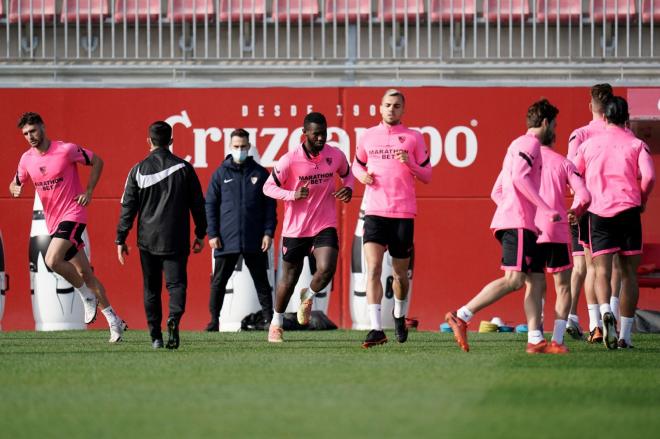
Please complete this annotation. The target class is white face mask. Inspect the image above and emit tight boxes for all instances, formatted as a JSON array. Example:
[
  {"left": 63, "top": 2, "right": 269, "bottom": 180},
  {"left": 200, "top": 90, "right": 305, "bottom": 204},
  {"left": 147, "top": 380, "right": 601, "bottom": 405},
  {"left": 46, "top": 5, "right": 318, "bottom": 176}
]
[{"left": 232, "top": 147, "right": 248, "bottom": 163}]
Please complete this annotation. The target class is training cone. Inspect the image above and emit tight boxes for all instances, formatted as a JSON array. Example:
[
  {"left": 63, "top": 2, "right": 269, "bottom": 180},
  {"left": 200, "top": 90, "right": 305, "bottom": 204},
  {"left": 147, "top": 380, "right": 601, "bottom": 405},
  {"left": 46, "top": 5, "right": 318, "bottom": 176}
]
[{"left": 479, "top": 321, "right": 498, "bottom": 333}]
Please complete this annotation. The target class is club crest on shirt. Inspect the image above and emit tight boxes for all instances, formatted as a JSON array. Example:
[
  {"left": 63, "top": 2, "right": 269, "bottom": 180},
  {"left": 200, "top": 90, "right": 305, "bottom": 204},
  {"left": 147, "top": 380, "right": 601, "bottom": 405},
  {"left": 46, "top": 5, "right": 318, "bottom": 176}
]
[
  {"left": 251, "top": 176, "right": 258, "bottom": 185},
  {"left": 398, "top": 136, "right": 406, "bottom": 143},
  {"left": 326, "top": 157, "right": 333, "bottom": 166},
  {"left": 39, "top": 166, "right": 47, "bottom": 175}
]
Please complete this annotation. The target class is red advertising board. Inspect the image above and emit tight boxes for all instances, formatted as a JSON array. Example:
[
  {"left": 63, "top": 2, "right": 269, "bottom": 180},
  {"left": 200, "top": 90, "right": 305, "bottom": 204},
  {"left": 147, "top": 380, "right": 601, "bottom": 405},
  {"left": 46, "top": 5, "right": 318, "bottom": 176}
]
[{"left": 0, "top": 87, "right": 658, "bottom": 332}]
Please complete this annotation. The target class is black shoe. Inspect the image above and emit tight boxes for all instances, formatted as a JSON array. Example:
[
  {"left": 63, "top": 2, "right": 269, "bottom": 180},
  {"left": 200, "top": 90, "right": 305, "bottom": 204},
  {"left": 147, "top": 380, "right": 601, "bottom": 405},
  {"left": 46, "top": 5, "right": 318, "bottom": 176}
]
[
  {"left": 166, "top": 318, "right": 180, "bottom": 350},
  {"left": 394, "top": 315, "right": 408, "bottom": 343},
  {"left": 205, "top": 320, "right": 219, "bottom": 332},
  {"left": 152, "top": 339, "right": 164, "bottom": 349},
  {"left": 361, "top": 330, "right": 387, "bottom": 349},
  {"left": 602, "top": 312, "right": 618, "bottom": 350}
]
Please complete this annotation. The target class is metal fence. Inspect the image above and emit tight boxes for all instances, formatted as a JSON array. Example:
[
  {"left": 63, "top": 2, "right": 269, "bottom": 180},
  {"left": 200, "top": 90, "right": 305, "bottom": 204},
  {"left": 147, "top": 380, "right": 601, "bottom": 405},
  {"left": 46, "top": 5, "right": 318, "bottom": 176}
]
[{"left": 0, "top": 1, "right": 658, "bottom": 82}]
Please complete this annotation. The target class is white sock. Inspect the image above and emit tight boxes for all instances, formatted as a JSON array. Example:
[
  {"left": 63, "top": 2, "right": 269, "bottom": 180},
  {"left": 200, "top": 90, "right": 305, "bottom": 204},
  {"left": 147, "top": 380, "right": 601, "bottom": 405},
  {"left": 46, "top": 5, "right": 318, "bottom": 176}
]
[
  {"left": 393, "top": 298, "right": 407, "bottom": 318},
  {"left": 101, "top": 306, "right": 119, "bottom": 326},
  {"left": 302, "top": 287, "right": 317, "bottom": 301},
  {"left": 567, "top": 314, "right": 579, "bottom": 326},
  {"left": 457, "top": 306, "right": 473, "bottom": 323},
  {"left": 599, "top": 303, "right": 612, "bottom": 318},
  {"left": 271, "top": 312, "right": 284, "bottom": 327},
  {"left": 528, "top": 329, "right": 545, "bottom": 345},
  {"left": 588, "top": 304, "right": 601, "bottom": 330},
  {"left": 620, "top": 316, "right": 634, "bottom": 345},
  {"left": 610, "top": 296, "right": 620, "bottom": 322},
  {"left": 368, "top": 304, "right": 382, "bottom": 331},
  {"left": 76, "top": 282, "right": 95, "bottom": 300},
  {"left": 552, "top": 319, "right": 567, "bottom": 344}
]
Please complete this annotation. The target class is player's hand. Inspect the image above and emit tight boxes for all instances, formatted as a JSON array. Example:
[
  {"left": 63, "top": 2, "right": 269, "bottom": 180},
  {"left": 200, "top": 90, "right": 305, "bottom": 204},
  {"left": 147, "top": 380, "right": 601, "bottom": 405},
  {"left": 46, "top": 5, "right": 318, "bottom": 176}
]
[
  {"left": 358, "top": 170, "right": 374, "bottom": 185},
  {"left": 192, "top": 237, "right": 204, "bottom": 253},
  {"left": 395, "top": 150, "right": 409, "bottom": 164},
  {"left": 261, "top": 235, "right": 272, "bottom": 252},
  {"left": 75, "top": 190, "right": 93, "bottom": 206},
  {"left": 294, "top": 181, "right": 310, "bottom": 200},
  {"left": 209, "top": 237, "right": 222, "bottom": 249},
  {"left": 117, "top": 244, "right": 129, "bottom": 265},
  {"left": 333, "top": 187, "right": 353, "bottom": 203},
  {"left": 9, "top": 181, "right": 22, "bottom": 198},
  {"left": 567, "top": 209, "right": 578, "bottom": 225}
]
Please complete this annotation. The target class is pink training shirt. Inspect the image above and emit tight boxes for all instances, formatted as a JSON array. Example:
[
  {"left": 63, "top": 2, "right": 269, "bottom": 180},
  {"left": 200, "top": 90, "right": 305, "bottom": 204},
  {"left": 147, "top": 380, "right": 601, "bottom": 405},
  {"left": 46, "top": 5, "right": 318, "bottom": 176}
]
[
  {"left": 535, "top": 146, "right": 591, "bottom": 244},
  {"left": 16, "top": 141, "right": 93, "bottom": 234},
  {"left": 574, "top": 125, "right": 655, "bottom": 217},
  {"left": 352, "top": 122, "right": 431, "bottom": 218},
  {"left": 567, "top": 119, "right": 608, "bottom": 163},
  {"left": 490, "top": 131, "right": 557, "bottom": 234},
  {"left": 263, "top": 143, "right": 354, "bottom": 238}
]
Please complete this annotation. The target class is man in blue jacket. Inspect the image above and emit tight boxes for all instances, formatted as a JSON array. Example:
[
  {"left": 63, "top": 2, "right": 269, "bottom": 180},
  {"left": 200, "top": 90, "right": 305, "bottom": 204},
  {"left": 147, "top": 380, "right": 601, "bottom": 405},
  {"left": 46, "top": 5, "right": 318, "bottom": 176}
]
[{"left": 205, "top": 128, "right": 277, "bottom": 331}]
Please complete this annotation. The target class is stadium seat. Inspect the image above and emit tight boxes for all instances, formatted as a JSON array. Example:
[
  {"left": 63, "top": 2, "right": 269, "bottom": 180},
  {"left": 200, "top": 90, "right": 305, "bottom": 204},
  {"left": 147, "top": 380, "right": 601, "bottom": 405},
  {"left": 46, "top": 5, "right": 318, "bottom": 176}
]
[
  {"left": 642, "top": 0, "right": 660, "bottom": 23},
  {"left": 271, "top": 0, "right": 320, "bottom": 23},
  {"left": 167, "top": 0, "right": 215, "bottom": 23},
  {"left": 324, "top": 0, "right": 371, "bottom": 23},
  {"left": 638, "top": 243, "right": 660, "bottom": 289},
  {"left": 113, "top": 0, "right": 161, "bottom": 23},
  {"left": 484, "top": 0, "right": 531, "bottom": 23},
  {"left": 377, "top": 0, "right": 425, "bottom": 22},
  {"left": 430, "top": 0, "right": 477, "bottom": 23},
  {"left": 9, "top": 0, "right": 57, "bottom": 23},
  {"left": 219, "top": 0, "right": 267, "bottom": 22},
  {"left": 589, "top": 0, "right": 637, "bottom": 23},
  {"left": 536, "top": 0, "right": 583, "bottom": 23},
  {"left": 61, "top": 0, "right": 110, "bottom": 23}
]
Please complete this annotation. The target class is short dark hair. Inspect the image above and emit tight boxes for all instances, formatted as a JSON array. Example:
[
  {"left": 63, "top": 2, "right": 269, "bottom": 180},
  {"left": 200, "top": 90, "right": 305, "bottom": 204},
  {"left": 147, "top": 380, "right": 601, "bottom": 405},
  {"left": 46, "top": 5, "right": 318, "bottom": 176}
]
[
  {"left": 526, "top": 99, "right": 559, "bottom": 128},
  {"left": 591, "top": 83, "right": 613, "bottom": 114},
  {"left": 382, "top": 88, "right": 405, "bottom": 105},
  {"left": 149, "top": 121, "right": 172, "bottom": 147},
  {"left": 17, "top": 112, "right": 44, "bottom": 128},
  {"left": 604, "top": 96, "right": 629, "bottom": 126},
  {"left": 303, "top": 112, "right": 327, "bottom": 129},
  {"left": 230, "top": 128, "right": 250, "bottom": 141}
]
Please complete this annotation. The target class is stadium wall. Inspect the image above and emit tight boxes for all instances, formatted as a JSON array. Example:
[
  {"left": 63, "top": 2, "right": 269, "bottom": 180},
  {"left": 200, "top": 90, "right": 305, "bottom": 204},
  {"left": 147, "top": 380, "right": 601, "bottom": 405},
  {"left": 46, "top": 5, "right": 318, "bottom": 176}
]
[{"left": 0, "top": 86, "right": 658, "bottom": 331}]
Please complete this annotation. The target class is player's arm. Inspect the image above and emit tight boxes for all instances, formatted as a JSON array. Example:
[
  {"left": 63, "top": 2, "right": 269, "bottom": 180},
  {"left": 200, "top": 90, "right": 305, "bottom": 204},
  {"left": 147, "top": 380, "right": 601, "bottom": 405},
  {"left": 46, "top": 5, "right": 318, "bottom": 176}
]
[
  {"left": 511, "top": 148, "right": 560, "bottom": 222},
  {"left": 187, "top": 164, "right": 207, "bottom": 254},
  {"left": 71, "top": 146, "right": 102, "bottom": 206},
  {"left": 9, "top": 164, "right": 26, "bottom": 198},
  {"left": 352, "top": 138, "right": 373, "bottom": 185},
  {"left": 263, "top": 155, "right": 298, "bottom": 201},
  {"left": 638, "top": 142, "right": 656, "bottom": 211},
  {"left": 566, "top": 161, "right": 591, "bottom": 219},
  {"left": 573, "top": 143, "right": 586, "bottom": 175},
  {"left": 566, "top": 130, "right": 580, "bottom": 164},
  {"left": 205, "top": 169, "right": 222, "bottom": 249},
  {"left": 116, "top": 165, "right": 140, "bottom": 264},
  {"left": 334, "top": 154, "right": 354, "bottom": 203},
  {"left": 400, "top": 133, "right": 431, "bottom": 184},
  {"left": 490, "top": 170, "right": 504, "bottom": 205}
]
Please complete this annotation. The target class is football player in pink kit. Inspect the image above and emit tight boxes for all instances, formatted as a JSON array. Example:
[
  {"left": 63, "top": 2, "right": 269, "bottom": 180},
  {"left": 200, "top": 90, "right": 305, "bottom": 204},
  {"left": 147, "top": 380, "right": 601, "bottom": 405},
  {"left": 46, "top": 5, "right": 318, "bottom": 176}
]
[
  {"left": 574, "top": 97, "right": 655, "bottom": 349},
  {"left": 263, "top": 112, "right": 354, "bottom": 343},
  {"left": 352, "top": 89, "right": 432, "bottom": 348},
  {"left": 521, "top": 136, "right": 591, "bottom": 354},
  {"left": 445, "top": 99, "right": 562, "bottom": 354},
  {"left": 566, "top": 84, "right": 613, "bottom": 343},
  {"left": 8, "top": 112, "right": 126, "bottom": 342}
]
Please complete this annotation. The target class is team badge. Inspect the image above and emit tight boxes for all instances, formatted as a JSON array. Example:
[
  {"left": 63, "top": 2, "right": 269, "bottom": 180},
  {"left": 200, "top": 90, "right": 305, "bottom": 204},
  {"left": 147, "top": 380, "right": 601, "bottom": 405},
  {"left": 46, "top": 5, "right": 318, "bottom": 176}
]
[
  {"left": 251, "top": 176, "right": 258, "bottom": 185},
  {"left": 39, "top": 166, "right": 47, "bottom": 175},
  {"left": 326, "top": 157, "right": 333, "bottom": 166},
  {"left": 398, "top": 136, "right": 406, "bottom": 143}
]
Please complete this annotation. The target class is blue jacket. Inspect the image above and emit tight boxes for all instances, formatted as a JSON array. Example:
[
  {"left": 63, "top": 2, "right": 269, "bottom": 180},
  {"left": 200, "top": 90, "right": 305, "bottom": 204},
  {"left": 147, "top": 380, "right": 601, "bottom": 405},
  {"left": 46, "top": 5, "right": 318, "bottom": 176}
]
[{"left": 205, "top": 156, "right": 277, "bottom": 257}]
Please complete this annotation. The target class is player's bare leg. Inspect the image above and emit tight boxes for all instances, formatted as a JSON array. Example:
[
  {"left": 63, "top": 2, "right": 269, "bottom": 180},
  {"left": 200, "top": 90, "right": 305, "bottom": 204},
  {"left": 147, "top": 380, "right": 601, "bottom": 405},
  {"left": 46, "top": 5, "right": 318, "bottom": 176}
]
[
  {"left": 583, "top": 248, "right": 603, "bottom": 343},
  {"left": 524, "top": 273, "right": 548, "bottom": 353},
  {"left": 618, "top": 254, "right": 641, "bottom": 348},
  {"left": 593, "top": 252, "right": 617, "bottom": 349},
  {"left": 391, "top": 256, "right": 411, "bottom": 343},
  {"left": 269, "top": 260, "right": 303, "bottom": 343},
  {"left": 610, "top": 254, "right": 622, "bottom": 323},
  {"left": 297, "top": 247, "right": 337, "bottom": 325},
  {"left": 567, "top": 255, "right": 586, "bottom": 339},
  {"left": 362, "top": 242, "right": 388, "bottom": 348},
  {"left": 546, "top": 270, "right": 572, "bottom": 353}
]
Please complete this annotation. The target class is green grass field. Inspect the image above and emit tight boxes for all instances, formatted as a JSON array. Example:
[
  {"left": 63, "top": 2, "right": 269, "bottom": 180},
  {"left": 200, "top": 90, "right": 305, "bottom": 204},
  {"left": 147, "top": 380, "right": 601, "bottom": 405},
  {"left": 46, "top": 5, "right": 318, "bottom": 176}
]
[{"left": 1, "top": 330, "right": 659, "bottom": 439}]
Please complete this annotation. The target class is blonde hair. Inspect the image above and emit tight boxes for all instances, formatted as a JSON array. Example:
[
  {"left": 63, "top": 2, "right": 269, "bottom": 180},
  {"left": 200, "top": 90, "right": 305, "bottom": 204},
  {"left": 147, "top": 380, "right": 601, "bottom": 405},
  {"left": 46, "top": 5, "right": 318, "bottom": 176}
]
[{"left": 382, "top": 89, "right": 405, "bottom": 105}]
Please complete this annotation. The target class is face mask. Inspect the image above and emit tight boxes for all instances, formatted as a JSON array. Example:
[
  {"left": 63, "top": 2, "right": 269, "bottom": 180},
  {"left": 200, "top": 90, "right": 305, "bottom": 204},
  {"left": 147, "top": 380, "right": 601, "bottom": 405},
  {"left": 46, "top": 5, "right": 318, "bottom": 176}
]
[{"left": 232, "top": 148, "right": 248, "bottom": 163}]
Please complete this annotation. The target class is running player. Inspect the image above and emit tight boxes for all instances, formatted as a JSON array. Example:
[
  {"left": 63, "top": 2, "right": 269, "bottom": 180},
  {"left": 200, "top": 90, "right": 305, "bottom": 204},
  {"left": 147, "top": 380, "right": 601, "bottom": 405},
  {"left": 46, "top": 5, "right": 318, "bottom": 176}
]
[
  {"left": 574, "top": 96, "right": 655, "bottom": 349},
  {"left": 352, "top": 89, "right": 431, "bottom": 348},
  {"left": 523, "top": 135, "right": 591, "bottom": 354},
  {"left": 262, "top": 112, "right": 354, "bottom": 343},
  {"left": 445, "top": 99, "right": 561, "bottom": 353},
  {"left": 9, "top": 112, "right": 126, "bottom": 342},
  {"left": 566, "top": 84, "right": 613, "bottom": 343}
]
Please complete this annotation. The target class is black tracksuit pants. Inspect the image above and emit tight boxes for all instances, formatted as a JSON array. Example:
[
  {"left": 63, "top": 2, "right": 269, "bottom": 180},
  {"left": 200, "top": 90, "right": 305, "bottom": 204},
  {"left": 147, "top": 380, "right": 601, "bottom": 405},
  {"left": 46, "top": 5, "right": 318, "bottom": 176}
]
[
  {"left": 139, "top": 250, "right": 188, "bottom": 341},
  {"left": 209, "top": 252, "right": 273, "bottom": 322}
]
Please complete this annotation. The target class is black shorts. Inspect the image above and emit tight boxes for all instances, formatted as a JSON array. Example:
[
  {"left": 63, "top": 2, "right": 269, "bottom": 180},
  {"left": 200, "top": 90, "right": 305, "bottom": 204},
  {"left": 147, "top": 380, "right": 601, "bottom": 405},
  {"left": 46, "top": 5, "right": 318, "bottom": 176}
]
[
  {"left": 495, "top": 228, "right": 543, "bottom": 273},
  {"left": 51, "top": 221, "right": 86, "bottom": 261},
  {"left": 282, "top": 227, "right": 338, "bottom": 263},
  {"left": 589, "top": 207, "right": 643, "bottom": 257},
  {"left": 363, "top": 215, "right": 414, "bottom": 259},
  {"left": 577, "top": 213, "right": 590, "bottom": 248},
  {"left": 536, "top": 243, "right": 573, "bottom": 273},
  {"left": 570, "top": 223, "right": 584, "bottom": 255}
]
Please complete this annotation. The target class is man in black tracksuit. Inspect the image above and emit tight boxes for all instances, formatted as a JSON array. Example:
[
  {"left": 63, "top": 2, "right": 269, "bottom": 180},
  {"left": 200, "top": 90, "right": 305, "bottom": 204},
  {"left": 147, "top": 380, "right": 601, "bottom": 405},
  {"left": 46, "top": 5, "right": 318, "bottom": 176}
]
[
  {"left": 205, "top": 128, "right": 277, "bottom": 331},
  {"left": 116, "top": 121, "right": 207, "bottom": 349}
]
